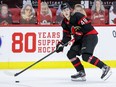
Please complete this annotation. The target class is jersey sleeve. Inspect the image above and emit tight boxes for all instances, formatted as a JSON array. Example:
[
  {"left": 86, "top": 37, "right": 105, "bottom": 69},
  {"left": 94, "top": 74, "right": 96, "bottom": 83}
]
[
  {"left": 61, "top": 20, "right": 71, "bottom": 44},
  {"left": 75, "top": 12, "right": 91, "bottom": 25}
]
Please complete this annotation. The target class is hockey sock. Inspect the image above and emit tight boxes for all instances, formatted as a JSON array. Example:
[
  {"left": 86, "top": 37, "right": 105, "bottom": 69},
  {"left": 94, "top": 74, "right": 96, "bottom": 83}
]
[
  {"left": 70, "top": 57, "right": 85, "bottom": 72},
  {"left": 82, "top": 53, "right": 106, "bottom": 69},
  {"left": 89, "top": 56, "right": 106, "bottom": 69}
]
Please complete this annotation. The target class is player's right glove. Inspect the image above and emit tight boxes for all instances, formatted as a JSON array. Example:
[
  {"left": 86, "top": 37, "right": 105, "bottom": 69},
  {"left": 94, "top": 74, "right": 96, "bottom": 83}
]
[{"left": 56, "top": 42, "right": 64, "bottom": 53}]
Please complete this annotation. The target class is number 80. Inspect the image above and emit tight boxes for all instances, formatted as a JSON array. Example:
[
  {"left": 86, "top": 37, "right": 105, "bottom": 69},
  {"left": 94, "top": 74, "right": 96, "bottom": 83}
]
[{"left": 12, "top": 32, "right": 36, "bottom": 53}]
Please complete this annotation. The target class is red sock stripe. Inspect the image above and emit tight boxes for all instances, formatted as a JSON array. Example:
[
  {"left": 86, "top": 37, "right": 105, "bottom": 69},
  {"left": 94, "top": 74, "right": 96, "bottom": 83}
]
[
  {"left": 94, "top": 59, "right": 99, "bottom": 65},
  {"left": 74, "top": 62, "right": 81, "bottom": 67}
]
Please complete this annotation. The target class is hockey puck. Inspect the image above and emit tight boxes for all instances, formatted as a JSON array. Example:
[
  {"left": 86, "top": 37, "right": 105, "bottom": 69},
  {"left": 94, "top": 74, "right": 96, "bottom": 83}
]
[{"left": 15, "top": 81, "right": 20, "bottom": 83}]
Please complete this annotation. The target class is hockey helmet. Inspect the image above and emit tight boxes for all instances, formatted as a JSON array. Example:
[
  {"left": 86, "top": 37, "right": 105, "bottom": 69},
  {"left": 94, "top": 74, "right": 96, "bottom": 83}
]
[{"left": 61, "top": 2, "right": 70, "bottom": 10}]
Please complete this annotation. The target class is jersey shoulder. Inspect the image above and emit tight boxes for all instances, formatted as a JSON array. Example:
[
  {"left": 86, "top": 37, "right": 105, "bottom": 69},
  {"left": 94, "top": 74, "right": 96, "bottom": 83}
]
[
  {"left": 71, "top": 12, "right": 85, "bottom": 18},
  {"left": 71, "top": 12, "right": 91, "bottom": 25},
  {"left": 61, "top": 18, "right": 69, "bottom": 29},
  {"left": 70, "top": 12, "right": 84, "bottom": 25}
]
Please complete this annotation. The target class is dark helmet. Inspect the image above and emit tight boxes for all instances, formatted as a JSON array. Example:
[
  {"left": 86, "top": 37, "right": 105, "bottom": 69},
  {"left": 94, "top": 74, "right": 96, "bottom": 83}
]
[{"left": 61, "top": 2, "right": 70, "bottom": 10}]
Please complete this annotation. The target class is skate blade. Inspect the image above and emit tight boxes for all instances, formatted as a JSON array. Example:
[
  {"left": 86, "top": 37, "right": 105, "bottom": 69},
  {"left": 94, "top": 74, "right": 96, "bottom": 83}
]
[
  {"left": 71, "top": 76, "right": 86, "bottom": 81},
  {"left": 102, "top": 69, "right": 112, "bottom": 81}
]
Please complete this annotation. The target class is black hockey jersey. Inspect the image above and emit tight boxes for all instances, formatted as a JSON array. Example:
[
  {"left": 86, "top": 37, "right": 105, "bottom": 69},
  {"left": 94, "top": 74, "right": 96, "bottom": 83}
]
[{"left": 61, "top": 12, "right": 98, "bottom": 44}]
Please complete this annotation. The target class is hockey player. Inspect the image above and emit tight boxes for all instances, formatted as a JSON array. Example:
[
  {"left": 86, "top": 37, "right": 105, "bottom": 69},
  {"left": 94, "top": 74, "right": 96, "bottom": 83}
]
[{"left": 56, "top": 3, "right": 112, "bottom": 81}]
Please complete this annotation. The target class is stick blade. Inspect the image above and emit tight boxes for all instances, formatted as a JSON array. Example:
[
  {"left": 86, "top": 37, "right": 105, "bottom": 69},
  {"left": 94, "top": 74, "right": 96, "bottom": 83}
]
[{"left": 14, "top": 73, "right": 19, "bottom": 77}]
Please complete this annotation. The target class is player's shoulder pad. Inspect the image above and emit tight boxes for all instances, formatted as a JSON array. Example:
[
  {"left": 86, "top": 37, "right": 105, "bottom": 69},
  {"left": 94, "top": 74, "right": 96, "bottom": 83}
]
[
  {"left": 61, "top": 18, "right": 69, "bottom": 25},
  {"left": 73, "top": 12, "right": 84, "bottom": 17},
  {"left": 71, "top": 12, "right": 85, "bottom": 22}
]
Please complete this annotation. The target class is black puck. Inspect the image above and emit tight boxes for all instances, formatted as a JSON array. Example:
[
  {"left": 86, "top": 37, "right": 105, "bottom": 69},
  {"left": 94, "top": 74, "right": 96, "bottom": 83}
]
[{"left": 15, "top": 81, "right": 20, "bottom": 83}]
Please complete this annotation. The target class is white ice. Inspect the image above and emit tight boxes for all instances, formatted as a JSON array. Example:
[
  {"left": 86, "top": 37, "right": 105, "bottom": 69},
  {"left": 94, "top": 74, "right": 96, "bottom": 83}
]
[{"left": 0, "top": 68, "right": 116, "bottom": 87}]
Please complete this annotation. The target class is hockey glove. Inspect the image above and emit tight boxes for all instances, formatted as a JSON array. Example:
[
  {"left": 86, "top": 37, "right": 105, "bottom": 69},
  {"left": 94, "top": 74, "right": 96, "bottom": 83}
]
[{"left": 56, "top": 42, "right": 64, "bottom": 53}]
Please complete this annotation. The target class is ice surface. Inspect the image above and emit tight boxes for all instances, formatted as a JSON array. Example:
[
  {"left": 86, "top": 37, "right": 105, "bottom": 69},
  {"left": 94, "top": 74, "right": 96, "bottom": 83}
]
[{"left": 0, "top": 68, "right": 116, "bottom": 87}]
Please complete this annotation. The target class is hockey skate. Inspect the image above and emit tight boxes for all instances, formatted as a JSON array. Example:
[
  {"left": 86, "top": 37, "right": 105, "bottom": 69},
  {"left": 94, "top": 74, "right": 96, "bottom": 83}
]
[
  {"left": 71, "top": 70, "right": 86, "bottom": 81},
  {"left": 101, "top": 65, "right": 112, "bottom": 81}
]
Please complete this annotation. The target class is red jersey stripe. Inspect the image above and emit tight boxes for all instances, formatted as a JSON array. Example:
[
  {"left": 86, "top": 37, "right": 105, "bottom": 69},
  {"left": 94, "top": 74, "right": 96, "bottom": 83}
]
[
  {"left": 78, "top": 16, "right": 88, "bottom": 25},
  {"left": 85, "top": 29, "right": 98, "bottom": 35},
  {"left": 63, "top": 30, "right": 69, "bottom": 33}
]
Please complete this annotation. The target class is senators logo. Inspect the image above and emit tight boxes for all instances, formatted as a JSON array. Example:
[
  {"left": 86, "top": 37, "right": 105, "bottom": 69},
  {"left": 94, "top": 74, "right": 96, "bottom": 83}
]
[
  {"left": 74, "top": 26, "right": 82, "bottom": 31},
  {"left": 71, "top": 26, "right": 82, "bottom": 35}
]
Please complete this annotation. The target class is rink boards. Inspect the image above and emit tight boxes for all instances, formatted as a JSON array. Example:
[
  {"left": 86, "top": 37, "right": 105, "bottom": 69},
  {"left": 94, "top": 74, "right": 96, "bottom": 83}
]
[{"left": 0, "top": 26, "right": 116, "bottom": 69}]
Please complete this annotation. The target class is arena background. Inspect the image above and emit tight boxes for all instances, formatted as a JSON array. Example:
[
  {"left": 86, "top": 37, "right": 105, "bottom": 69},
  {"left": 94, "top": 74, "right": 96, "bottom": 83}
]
[{"left": 0, "top": 0, "right": 116, "bottom": 69}]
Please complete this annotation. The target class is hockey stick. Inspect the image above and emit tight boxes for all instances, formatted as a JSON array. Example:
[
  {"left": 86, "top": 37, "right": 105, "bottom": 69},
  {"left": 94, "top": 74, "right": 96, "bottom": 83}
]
[{"left": 14, "top": 39, "right": 75, "bottom": 77}]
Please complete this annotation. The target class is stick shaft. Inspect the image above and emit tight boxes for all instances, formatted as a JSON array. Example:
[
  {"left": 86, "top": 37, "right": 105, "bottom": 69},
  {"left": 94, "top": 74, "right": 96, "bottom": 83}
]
[
  {"left": 14, "top": 39, "right": 75, "bottom": 77},
  {"left": 14, "top": 50, "right": 56, "bottom": 76}
]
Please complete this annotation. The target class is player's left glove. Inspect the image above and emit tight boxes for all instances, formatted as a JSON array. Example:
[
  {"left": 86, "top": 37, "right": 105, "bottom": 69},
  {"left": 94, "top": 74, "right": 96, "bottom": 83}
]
[{"left": 56, "top": 42, "right": 64, "bottom": 53}]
